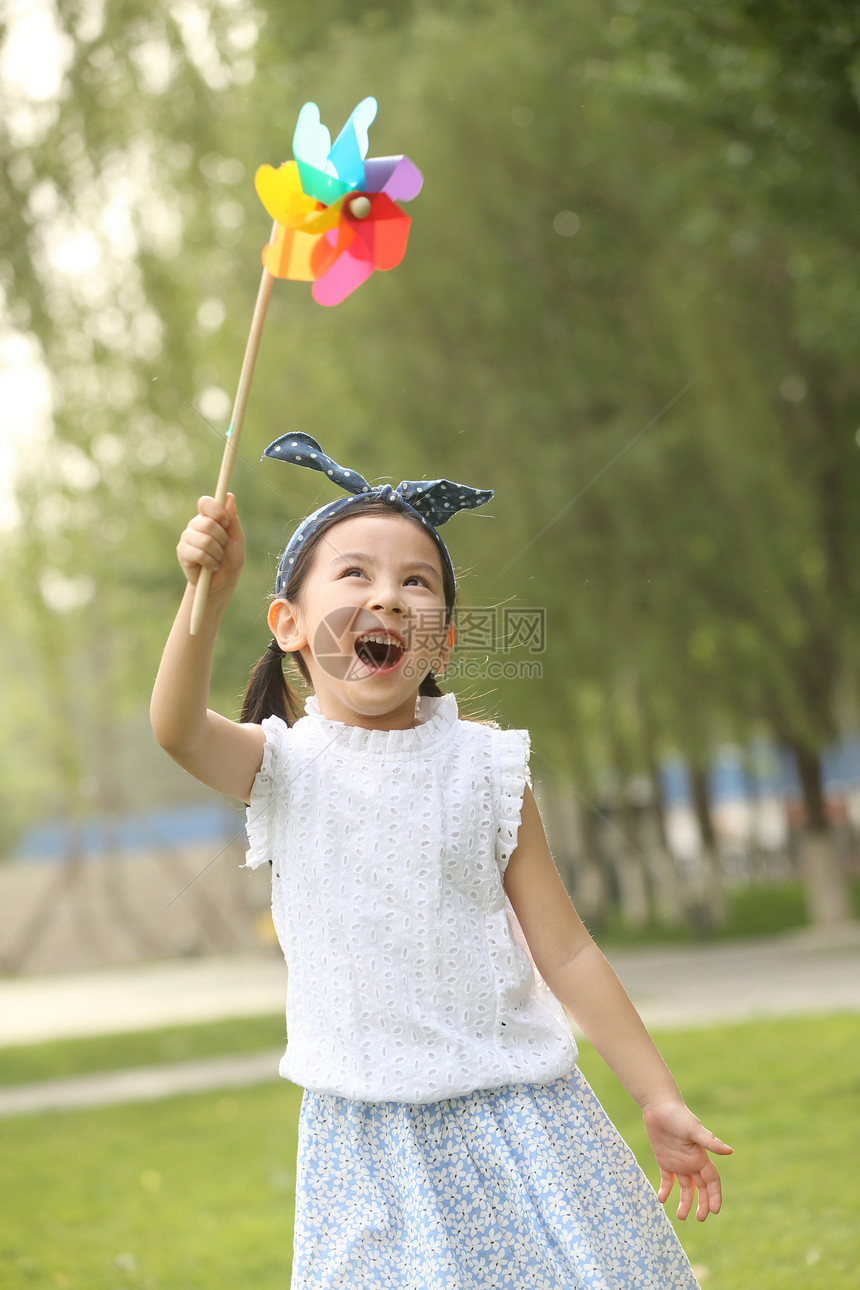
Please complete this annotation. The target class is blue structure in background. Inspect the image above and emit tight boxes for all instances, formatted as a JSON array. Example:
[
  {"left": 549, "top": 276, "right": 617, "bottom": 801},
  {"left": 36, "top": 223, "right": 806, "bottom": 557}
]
[
  {"left": 14, "top": 802, "right": 244, "bottom": 864},
  {"left": 748, "top": 738, "right": 785, "bottom": 797},
  {"left": 708, "top": 745, "right": 752, "bottom": 805},
  {"left": 659, "top": 758, "right": 694, "bottom": 809},
  {"left": 659, "top": 733, "right": 860, "bottom": 812},
  {"left": 14, "top": 736, "right": 860, "bottom": 865},
  {"left": 821, "top": 733, "right": 860, "bottom": 794}
]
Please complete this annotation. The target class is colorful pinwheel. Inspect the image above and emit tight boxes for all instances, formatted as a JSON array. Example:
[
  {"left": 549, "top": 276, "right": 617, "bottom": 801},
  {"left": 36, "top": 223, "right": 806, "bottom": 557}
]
[
  {"left": 189, "top": 96, "right": 421, "bottom": 633},
  {"left": 254, "top": 96, "right": 423, "bottom": 306}
]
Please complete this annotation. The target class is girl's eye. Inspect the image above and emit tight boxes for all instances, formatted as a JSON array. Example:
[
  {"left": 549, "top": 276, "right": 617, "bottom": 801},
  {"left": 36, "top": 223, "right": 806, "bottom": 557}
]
[
  {"left": 341, "top": 567, "right": 366, "bottom": 579},
  {"left": 404, "top": 575, "right": 431, "bottom": 588}
]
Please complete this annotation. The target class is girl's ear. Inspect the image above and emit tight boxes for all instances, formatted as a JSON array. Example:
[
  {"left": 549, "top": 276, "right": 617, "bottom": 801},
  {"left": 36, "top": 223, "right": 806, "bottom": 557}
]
[
  {"left": 434, "top": 621, "right": 457, "bottom": 676},
  {"left": 268, "top": 598, "right": 307, "bottom": 652}
]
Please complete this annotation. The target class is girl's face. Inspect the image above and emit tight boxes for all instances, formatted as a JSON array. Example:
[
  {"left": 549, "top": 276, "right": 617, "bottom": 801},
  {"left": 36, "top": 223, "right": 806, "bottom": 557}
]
[{"left": 268, "top": 512, "right": 455, "bottom": 730}]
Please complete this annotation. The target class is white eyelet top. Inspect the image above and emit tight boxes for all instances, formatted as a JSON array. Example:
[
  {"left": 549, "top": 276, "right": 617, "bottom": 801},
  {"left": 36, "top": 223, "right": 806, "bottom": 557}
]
[{"left": 245, "top": 693, "right": 577, "bottom": 1103}]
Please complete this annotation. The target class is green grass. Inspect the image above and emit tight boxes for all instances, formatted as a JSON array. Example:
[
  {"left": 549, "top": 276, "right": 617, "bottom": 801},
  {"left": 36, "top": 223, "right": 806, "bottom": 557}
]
[
  {"left": 598, "top": 878, "right": 860, "bottom": 948},
  {"left": 0, "top": 1014, "right": 286, "bottom": 1089},
  {"left": 1, "top": 1080, "right": 302, "bottom": 1290},
  {"left": 1, "top": 1014, "right": 858, "bottom": 1288},
  {"left": 579, "top": 1014, "right": 860, "bottom": 1289}
]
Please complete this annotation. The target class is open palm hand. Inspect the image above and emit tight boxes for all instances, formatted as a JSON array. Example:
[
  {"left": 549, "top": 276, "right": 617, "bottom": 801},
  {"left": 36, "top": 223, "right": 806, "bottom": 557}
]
[{"left": 643, "top": 1099, "right": 733, "bottom": 1221}]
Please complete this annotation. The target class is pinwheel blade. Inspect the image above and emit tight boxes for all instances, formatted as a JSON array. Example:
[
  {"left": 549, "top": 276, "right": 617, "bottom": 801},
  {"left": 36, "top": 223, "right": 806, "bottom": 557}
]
[
  {"left": 328, "top": 96, "right": 377, "bottom": 190},
  {"left": 262, "top": 222, "right": 339, "bottom": 282},
  {"left": 312, "top": 251, "right": 375, "bottom": 306},
  {"left": 363, "top": 155, "right": 424, "bottom": 202}
]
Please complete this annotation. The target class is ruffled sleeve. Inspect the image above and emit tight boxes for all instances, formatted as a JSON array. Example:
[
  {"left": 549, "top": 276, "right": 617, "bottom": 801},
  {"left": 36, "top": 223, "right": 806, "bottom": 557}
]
[
  {"left": 495, "top": 727, "right": 531, "bottom": 874},
  {"left": 244, "top": 715, "right": 288, "bottom": 870}
]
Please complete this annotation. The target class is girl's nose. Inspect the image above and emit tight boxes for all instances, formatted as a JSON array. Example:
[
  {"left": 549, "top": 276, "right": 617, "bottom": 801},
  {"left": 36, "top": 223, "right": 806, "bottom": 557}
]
[{"left": 369, "top": 584, "right": 404, "bottom": 614}]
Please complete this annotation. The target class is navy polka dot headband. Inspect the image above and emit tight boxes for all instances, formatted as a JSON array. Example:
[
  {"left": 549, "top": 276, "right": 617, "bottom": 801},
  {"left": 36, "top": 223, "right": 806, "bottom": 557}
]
[{"left": 263, "top": 432, "right": 493, "bottom": 597}]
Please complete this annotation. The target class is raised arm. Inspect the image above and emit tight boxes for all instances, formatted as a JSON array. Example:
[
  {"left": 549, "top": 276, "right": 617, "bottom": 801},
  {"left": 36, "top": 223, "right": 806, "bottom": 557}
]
[
  {"left": 503, "top": 785, "right": 732, "bottom": 1220},
  {"left": 150, "top": 494, "right": 266, "bottom": 803}
]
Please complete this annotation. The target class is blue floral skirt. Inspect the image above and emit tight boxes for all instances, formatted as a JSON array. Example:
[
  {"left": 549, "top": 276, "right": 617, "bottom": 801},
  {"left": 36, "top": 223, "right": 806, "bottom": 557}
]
[{"left": 290, "top": 1066, "right": 700, "bottom": 1289}]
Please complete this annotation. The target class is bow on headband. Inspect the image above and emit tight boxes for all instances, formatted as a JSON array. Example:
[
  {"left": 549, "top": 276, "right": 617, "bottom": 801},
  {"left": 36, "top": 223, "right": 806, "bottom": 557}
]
[{"left": 262, "top": 432, "right": 493, "bottom": 596}]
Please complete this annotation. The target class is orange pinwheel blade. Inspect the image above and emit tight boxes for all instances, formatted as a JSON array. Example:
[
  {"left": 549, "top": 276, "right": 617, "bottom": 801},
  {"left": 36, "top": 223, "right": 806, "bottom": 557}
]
[{"left": 262, "top": 223, "right": 339, "bottom": 281}]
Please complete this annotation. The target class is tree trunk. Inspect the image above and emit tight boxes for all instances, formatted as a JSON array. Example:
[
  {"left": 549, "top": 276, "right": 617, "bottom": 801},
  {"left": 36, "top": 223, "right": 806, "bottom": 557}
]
[
  {"left": 635, "top": 803, "right": 687, "bottom": 928},
  {"left": 791, "top": 741, "right": 854, "bottom": 927},
  {"left": 689, "top": 762, "right": 729, "bottom": 929},
  {"left": 578, "top": 801, "right": 611, "bottom": 934},
  {"left": 541, "top": 786, "right": 609, "bottom": 927},
  {"left": 599, "top": 801, "right": 650, "bottom": 930}
]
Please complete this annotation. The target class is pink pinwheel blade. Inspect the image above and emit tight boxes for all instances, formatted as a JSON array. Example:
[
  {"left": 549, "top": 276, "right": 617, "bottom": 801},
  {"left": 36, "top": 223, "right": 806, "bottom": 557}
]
[{"left": 313, "top": 253, "right": 375, "bottom": 306}]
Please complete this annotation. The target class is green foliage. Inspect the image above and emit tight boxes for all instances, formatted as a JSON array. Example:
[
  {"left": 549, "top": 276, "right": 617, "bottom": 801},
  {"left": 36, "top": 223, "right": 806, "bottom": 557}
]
[{"left": 2, "top": 0, "right": 859, "bottom": 861}]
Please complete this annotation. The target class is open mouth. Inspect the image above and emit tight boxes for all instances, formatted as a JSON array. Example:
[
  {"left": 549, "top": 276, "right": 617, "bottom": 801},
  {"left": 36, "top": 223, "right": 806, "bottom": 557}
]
[{"left": 354, "top": 631, "right": 406, "bottom": 673}]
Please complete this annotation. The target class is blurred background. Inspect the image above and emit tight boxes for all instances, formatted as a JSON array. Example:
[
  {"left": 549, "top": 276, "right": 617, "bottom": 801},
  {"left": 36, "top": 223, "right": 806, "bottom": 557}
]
[{"left": 2, "top": 0, "right": 860, "bottom": 974}]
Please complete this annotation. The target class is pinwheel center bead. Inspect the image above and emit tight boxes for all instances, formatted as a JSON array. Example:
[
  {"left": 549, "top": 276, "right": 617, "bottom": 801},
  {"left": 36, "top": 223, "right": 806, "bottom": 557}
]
[{"left": 349, "top": 195, "right": 372, "bottom": 219}]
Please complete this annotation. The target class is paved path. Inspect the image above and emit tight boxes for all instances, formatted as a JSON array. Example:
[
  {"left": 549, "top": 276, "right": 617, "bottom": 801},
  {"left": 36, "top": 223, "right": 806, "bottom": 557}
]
[
  {"left": 1, "top": 929, "right": 858, "bottom": 1117},
  {"left": 0, "top": 1051, "right": 284, "bottom": 1117},
  {"left": 0, "top": 952, "right": 288, "bottom": 1046}
]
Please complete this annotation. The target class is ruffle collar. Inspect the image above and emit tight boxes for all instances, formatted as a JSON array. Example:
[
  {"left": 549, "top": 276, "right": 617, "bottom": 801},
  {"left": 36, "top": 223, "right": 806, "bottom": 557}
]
[{"left": 301, "top": 691, "right": 458, "bottom": 756}]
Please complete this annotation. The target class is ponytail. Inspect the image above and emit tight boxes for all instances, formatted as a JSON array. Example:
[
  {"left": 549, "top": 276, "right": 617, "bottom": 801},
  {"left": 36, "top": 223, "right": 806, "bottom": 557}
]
[{"left": 240, "top": 639, "right": 305, "bottom": 726}]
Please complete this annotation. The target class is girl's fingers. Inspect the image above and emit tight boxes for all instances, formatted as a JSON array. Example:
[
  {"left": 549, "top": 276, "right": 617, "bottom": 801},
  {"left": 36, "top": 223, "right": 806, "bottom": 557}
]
[
  {"left": 196, "top": 494, "right": 229, "bottom": 523},
  {"left": 701, "top": 1163, "right": 723, "bottom": 1218},
  {"left": 675, "top": 1176, "right": 695, "bottom": 1221},
  {"left": 178, "top": 527, "right": 227, "bottom": 571},
  {"left": 694, "top": 1176, "right": 711, "bottom": 1222},
  {"left": 187, "top": 513, "right": 229, "bottom": 545},
  {"left": 176, "top": 495, "right": 244, "bottom": 586},
  {"left": 695, "top": 1124, "right": 734, "bottom": 1155},
  {"left": 658, "top": 1169, "right": 723, "bottom": 1222},
  {"left": 704, "top": 1176, "right": 722, "bottom": 1218},
  {"left": 687, "top": 1171, "right": 722, "bottom": 1222}
]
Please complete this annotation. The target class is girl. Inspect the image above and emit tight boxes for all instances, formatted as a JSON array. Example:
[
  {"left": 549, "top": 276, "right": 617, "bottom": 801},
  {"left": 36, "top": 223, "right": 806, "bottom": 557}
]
[{"left": 151, "top": 433, "right": 732, "bottom": 1290}]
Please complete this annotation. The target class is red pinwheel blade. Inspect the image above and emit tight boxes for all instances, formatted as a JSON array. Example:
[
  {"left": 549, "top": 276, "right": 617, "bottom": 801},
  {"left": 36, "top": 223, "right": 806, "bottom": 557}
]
[{"left": 346, "top": 192, "right": 412, "bottom": 270}]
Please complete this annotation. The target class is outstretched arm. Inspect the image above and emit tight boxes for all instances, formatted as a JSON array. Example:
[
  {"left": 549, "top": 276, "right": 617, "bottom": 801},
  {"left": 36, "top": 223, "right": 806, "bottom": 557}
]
[
  {"left": 503, "top": 785, "right": 732, "bottom": 1220},
  {"left": 150, "top": 494, "right": 265, "bottom": 803}
]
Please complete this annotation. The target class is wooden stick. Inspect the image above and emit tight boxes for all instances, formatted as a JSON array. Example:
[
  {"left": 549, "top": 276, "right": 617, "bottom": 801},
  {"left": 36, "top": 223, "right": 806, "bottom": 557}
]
[{"left": 189, "top": 223, "right": 278, "bottom": 635}]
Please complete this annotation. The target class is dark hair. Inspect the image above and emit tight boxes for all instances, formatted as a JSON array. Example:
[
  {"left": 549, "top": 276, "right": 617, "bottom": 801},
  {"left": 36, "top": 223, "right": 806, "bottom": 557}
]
[{"left": 240, "top": 497, "right": 456, "bottom": 725}]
